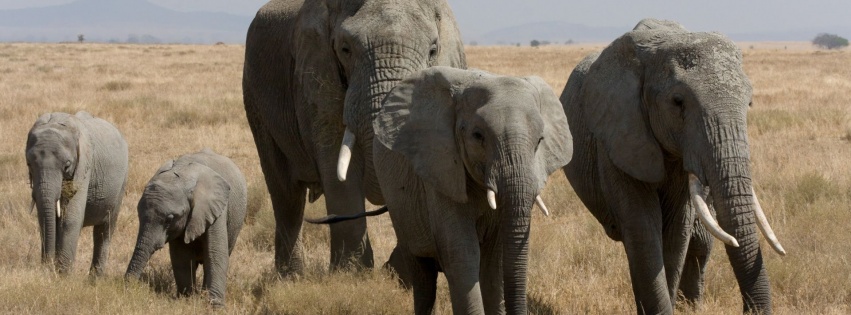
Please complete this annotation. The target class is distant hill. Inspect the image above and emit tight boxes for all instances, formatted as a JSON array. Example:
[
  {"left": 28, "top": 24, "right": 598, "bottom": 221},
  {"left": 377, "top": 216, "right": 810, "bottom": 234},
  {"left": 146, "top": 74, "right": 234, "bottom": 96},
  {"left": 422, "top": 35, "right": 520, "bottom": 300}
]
[
  {"left": 468, "top": 20, "right": 851, "bottom": 46},
  {"left": 0, "top": 0, "right": 252, "bottom": 43}
]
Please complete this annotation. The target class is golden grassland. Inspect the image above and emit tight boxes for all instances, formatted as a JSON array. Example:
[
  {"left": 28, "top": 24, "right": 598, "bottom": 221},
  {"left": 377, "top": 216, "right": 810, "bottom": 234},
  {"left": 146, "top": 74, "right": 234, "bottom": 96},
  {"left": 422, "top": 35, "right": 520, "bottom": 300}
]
[{"left": 0, "top": 42, "right": 848, "bottom": 314}]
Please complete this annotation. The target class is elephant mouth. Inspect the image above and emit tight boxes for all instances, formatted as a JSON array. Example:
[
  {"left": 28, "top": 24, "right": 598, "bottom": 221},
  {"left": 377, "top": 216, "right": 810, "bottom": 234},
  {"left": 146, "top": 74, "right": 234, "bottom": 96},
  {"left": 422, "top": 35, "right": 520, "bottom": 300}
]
[{"left": 485, "top": 188, "right": 550, "bottom": 216}]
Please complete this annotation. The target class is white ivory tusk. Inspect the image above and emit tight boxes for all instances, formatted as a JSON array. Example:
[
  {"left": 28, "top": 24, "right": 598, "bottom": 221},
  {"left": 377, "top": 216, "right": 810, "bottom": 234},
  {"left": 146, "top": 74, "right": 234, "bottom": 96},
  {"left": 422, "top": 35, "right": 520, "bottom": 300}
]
[
  {"left": 689, "top": 174, "right": 739, "bottom": 247},
  {"left": 337, "top": 129, "right": 355, "bottom": 182},
  {"left": 535, "top": 195, "right": 550, "bottom": 216},
  {"left": 752, "top": 188, "right": 787, "bottom": 256},
  {"left": 487, "top": 189, "right": 497, "bottom": 210},
  {"left": 56, "top": 199, "right": 61, "bottom": 218}
]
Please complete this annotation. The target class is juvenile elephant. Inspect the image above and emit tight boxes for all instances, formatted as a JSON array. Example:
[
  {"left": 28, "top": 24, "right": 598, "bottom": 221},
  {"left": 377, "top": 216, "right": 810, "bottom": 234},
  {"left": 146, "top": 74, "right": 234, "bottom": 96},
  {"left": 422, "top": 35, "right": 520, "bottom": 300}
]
[
  {"left": 373, "top": 67, "right": 572, "bottom": 314},
  {"left": 125, "top": 148, "right": 246, "bottom": 306},
  {"left": 243, "top": 0, "right": 466, "bottom": 275},
  {"left": 561, "top": 19, "right": 786, "bottom": 314},
  {"left": 25, "top": 111, "right": 128, "bottom": 275}
]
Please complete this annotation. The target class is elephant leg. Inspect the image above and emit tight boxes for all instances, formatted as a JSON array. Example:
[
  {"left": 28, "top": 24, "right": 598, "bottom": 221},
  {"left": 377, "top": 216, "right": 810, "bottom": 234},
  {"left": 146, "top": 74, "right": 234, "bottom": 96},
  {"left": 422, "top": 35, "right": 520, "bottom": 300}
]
[
  {"left": 661, "top": 203, "right": 695, "bottom": 307},
  {"left": 431, "top": 200, "right": 484, "bottom": 314},
  {"left": 479, "top": 232, "right": 505, "bottom": 315},
  {"left": 169, "top": 240, "right": 198, "bottom": 297},
  {"left": 384, "top": 245, "right": 414, "bottom": 289},
  {"left": 202, "top": 218, "right": 229, "bottom": 306},
  {"left": 410, "top": 255, "right": 439, "bottom": 315},
  {"left": 90, "top": 203, "right": 120, "bottom": 276},
  {"left": 599, "top": 155, "right": 671, "bottom": 315},
  {"left": 56, "top": 213, "right": 84, "bottom": 274},
  {"left": 253, "top": 129, "right": 307, "bottom": 277},
  {"left": 318, "top": 145, "right": 373, "bottom": 270},
  {"left": 679, "top": 219, "right": 713, "bottom": 306}
]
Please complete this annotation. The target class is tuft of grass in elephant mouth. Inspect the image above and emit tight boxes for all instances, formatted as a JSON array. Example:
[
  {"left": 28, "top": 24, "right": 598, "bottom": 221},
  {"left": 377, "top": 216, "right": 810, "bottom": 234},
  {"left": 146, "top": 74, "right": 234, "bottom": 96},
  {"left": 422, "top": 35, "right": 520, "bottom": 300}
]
[{"left": 61, "top": 180, "right": 77, "bottom": 201}]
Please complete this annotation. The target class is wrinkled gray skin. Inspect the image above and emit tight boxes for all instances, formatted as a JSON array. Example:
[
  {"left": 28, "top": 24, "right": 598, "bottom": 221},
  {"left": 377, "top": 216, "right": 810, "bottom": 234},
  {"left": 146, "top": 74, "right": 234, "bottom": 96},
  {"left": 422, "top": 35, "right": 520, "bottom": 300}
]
[
  {"left": 562, "top": 19, "right": 773, "bottom": 314},
  {"left": 374, "top": 67, "right": 572, "bottom": 314},
  {"left": 242, "top": 0, "right": 465, "bottom": 275},
  {"left": 25, "top": 111, "right": 128, "bottom": 275},
  {"left": 125, "top": 149, "right": 246, "bottom": 306}
]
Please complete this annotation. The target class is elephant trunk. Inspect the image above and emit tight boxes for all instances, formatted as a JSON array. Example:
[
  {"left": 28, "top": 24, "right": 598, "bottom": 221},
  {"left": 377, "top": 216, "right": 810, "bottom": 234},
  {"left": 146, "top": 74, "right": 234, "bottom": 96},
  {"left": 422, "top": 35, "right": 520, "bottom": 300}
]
[
  {"left": 125, "top": 230, "right": 161, "bottom": 279},
  {"left": 33, "top": 171, "right": 60, "bottom": 265},
  {"left": 338, "top": 42, "right": 426, "bottom": 187},
  {"left": 496, "top": 153, "right": 536, "bottom": 314},
  {"left": 704, "top": 114, "right": 772, "bottom": 314}
]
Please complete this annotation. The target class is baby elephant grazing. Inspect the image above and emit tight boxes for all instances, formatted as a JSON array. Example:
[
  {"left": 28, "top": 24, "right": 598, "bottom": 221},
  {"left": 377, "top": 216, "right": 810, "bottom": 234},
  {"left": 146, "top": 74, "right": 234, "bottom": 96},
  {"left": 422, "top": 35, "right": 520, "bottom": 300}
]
[
  {"left": 25, "top": 111, "right": 128, "bottom": 275},
  {"left": 125, "top": 148, "right": 246, "bottom": 306}
]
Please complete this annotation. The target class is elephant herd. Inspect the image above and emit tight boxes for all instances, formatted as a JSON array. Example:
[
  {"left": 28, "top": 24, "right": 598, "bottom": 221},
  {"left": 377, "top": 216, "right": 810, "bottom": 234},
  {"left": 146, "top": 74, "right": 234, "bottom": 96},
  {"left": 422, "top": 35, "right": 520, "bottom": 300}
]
[{"left": 21, "top": 0, "right": 789, "bottom": 314}]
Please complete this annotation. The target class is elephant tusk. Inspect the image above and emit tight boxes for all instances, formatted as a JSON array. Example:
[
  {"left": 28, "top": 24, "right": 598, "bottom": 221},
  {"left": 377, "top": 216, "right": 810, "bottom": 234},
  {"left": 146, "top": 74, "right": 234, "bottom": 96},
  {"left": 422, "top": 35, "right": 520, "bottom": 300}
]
[
  {"left": 535, "top": 195, "right": 550, "bottom": 216},
  {"left": 487, "top": 189, "right": 497, "bottom": 210},
  {"left": 337, "top": 128, "right": 355, "bottom": 182},
  {"left": 689, "top": 174, "right": 739, "bottom": 248},
  {"left": 752, "top": 188, "right": 787, "bottom": 256},
  {"left": 56, "top": 199, "right": 61, "bottom": 218}
]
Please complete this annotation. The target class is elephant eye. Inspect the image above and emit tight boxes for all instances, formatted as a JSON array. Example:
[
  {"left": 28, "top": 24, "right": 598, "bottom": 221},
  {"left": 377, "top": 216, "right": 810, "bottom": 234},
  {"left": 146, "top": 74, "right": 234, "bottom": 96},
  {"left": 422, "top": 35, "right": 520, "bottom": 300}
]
[
  {"left": 672, "top": 94, "right": 684, "bottom": 108},
  {"left": 428, "top": 43, "right": 438, "bottom": 59},
  {"left": 472, "top": 131, "right": 484, "bottom": 141}
]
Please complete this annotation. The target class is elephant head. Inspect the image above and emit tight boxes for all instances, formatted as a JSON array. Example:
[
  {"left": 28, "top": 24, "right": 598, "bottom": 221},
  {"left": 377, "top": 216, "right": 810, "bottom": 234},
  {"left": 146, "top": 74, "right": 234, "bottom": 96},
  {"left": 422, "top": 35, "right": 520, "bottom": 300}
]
[
  {"left": 375, "top": 67, "right": 573, "bottom": 313},
  {"left": 578, "top": 23, "right": 784, "bottom": 312},
  {"left": 125, "top": 161, "right": 231, "bottom": 278},
  {"left": 289, "top": 0, "right": 466, "bottom": 181},
  {"left": 25, "top": 113, "right": 91, "bottom": 265}
]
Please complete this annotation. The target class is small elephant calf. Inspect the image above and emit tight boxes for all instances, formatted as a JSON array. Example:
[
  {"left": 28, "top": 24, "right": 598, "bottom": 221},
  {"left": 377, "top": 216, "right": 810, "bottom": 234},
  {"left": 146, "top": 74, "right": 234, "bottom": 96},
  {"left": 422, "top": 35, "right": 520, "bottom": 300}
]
[{"left": 125, "top": 148, "right": 246, "bottom": 306}]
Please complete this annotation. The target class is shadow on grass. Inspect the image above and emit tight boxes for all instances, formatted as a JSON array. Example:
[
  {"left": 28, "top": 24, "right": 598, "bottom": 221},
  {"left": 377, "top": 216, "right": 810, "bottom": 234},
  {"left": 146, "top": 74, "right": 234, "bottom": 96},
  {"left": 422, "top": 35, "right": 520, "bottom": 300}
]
[
  {"left": 139, "top": 264, "right": 175, "bottom": 295},
  {"left": 529, "top": 293, "right": 558, "bottom": 315}
]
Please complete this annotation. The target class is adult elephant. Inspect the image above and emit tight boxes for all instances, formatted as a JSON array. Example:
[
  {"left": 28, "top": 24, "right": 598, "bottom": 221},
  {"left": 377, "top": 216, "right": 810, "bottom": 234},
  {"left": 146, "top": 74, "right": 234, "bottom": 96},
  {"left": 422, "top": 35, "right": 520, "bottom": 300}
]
[
  {"left": 25, "top": 111, "right": 128, "bottom": 275},
  {"left": 561, "top": 19, "right": 786, "bottom": 314},
  {"left": 372, "top": 67, "right": 572, "bottom": 314},
  {"left": 242, "top": 0, "right": 466, "bottom": 276}
]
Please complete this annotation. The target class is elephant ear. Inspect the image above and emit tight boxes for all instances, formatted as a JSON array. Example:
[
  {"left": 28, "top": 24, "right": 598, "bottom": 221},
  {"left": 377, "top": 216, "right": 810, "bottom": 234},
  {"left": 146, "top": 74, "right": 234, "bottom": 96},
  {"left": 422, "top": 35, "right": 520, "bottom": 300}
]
[
  {"left": 524, "top": 76, "right": 573, "bottom": 188},
  {"left": 374, "top": 66, "right": 474, "bottom": 203},
  {"left": 292, "top": 1, "right": 345, "bottom": 115},
  {"left": 184, "top": 163, "right": 230, "bottom": 244},
  {"left": 581, "top": 32, "right": 665, "bottom": 183},
  {"left": 434, "top": 2, "right": 466, "bottom": 68},
  {"left": 155, "top": 160, "right": 175, "bottom": 175}
]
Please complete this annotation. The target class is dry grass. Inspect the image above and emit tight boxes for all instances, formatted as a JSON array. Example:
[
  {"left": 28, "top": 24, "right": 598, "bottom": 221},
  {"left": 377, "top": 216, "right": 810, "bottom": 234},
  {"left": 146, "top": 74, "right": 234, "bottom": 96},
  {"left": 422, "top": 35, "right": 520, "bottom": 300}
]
[{"left": 0, "top": 42, "right": 848, "bottom": 314}]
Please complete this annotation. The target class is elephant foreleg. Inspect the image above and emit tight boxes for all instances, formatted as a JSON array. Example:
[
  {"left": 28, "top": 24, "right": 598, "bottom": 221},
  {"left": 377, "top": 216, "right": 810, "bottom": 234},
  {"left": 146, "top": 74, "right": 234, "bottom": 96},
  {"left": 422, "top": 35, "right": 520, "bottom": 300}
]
[
  {"left": 319, "top": 143, "right": 373, "bottom": 270},
  {"left": 410, "top": 254, "right": 439, "bottom": 315},
  {"left": 203, "top": 218, "right": 229, "bottom": 306},
  {"left": 599, "top": 152, "right": 671, "bottom": 315},
  {"left": 679, "top": 218, "right": 713, "bottom": 306},
  {"left": 90, "top": 196, "right": 122, "bottom": 276},
  {"left": 169, "top": 241, "right": 198, "bottom": 297},
  {"left": 479, "top": 229, "right": 505, "bottom": 315}
]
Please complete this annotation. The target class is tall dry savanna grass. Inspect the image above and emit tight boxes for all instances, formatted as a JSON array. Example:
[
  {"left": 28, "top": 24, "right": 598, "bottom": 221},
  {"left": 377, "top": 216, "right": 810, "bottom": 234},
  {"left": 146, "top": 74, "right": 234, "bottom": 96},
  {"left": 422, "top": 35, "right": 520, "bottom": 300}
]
[{"left": 0, "top": 42, "right": 848, "bottom": 314}]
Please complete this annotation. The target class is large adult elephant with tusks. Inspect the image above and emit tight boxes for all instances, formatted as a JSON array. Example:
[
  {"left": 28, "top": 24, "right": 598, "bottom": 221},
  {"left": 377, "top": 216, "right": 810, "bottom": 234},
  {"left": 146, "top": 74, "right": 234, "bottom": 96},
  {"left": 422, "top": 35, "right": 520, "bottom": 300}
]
[
  {"left": 242, "top": 0, "right": 465, "bottom": 275},
  {"left": 561, "top": 19, "right": 786, "bottom": 314}
]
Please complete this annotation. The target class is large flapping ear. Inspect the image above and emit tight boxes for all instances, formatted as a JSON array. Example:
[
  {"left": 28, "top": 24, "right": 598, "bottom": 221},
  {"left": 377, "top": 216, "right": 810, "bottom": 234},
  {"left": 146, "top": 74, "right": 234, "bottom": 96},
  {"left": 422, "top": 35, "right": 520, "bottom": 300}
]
[
  {"left": 374, "top": 66, "right": 479, "bottom": 203},
  {"left": 433, "top": 0, "right": 467, "bottom": 69},
  {"left": 581, "top": 32, "right": 665, "bottom": 183},
  {"left": 67, "top": 115, "right": 91, "bottom": 179},
  {"left": 524, "top": 76, "right": 573, "bottom": 189},
  {"left": 292, "top": 1, "right": 346, "bottom": 110},
  {"left": 183, "top": 163, "right": 230, "bottom": 244}
]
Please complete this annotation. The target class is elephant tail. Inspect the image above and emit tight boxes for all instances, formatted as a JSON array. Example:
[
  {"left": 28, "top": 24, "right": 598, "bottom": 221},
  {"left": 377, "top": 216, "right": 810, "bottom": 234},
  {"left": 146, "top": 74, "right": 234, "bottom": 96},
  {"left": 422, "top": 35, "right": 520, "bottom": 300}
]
[{"left": 304, "top": 206, "right": 388, "bottom": 224}]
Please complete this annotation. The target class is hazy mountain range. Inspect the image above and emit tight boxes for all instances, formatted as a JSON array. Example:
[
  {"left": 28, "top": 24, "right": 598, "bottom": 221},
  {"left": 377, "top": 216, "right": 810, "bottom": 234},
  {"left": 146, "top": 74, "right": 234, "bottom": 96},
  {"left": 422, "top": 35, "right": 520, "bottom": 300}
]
[
  {"left": 0, "top": 0, "right": 846, "bottom": 44},
  {"left": 0, "top": 0, "right": 252, "bottom": 43}
]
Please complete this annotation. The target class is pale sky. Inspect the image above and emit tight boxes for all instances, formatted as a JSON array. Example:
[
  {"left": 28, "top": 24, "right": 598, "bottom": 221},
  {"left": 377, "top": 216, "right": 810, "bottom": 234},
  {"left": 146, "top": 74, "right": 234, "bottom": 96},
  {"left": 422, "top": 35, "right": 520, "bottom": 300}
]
[{"left": 0, "top": 0, "right": 849, "bottom": 37}]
